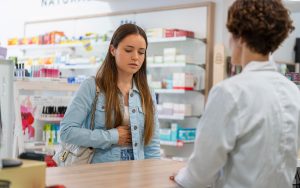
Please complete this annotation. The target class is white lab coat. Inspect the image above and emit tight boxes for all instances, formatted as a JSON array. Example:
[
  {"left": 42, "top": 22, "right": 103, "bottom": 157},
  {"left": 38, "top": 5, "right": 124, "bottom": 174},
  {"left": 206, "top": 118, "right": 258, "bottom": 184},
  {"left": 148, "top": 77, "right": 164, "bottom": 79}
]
[{"left": 175, "top": 60, "right": 300, "bottom": 188}]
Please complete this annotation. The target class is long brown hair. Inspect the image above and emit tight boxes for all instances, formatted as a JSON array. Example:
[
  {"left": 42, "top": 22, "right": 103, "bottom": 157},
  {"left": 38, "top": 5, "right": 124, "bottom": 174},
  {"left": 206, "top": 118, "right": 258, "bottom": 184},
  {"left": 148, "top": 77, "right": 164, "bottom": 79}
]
[{"left": 95, "top": 24, "right": 154, "bottom": 145}]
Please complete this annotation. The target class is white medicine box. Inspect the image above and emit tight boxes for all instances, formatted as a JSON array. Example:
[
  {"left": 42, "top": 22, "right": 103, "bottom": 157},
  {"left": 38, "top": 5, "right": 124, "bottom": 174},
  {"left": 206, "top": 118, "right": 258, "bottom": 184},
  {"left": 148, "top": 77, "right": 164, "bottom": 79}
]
[{"left": 172, "top": 73, "right": 194, "bottom": 90}]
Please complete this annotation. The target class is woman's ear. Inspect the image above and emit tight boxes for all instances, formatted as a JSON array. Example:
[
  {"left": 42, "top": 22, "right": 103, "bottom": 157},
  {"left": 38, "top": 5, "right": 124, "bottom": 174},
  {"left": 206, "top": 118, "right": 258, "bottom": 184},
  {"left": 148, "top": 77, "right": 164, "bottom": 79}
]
[{"left": 110, "top": 45, "right": 116, "bottom": 57}]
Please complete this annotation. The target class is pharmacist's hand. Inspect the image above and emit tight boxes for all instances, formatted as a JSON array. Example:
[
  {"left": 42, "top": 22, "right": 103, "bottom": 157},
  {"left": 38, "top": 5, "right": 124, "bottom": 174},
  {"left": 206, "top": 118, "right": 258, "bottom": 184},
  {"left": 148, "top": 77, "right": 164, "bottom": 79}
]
[
  {"left": 169, "top": 172, "right": 178, "bottom": 182},
  {"left": 117, "top": 125, "right": 132, "bottom": 146}
]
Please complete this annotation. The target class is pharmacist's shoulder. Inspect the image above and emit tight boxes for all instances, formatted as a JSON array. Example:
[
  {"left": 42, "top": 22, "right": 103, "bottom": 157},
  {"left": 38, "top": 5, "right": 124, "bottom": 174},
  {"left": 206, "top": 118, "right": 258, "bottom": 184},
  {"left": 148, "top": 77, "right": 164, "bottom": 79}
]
[
  {"left": 212, "top": 76, "right": 241, "bottom": 93},
  {"left": 208, "top": 75, "right": 248, "bottom": 103}
]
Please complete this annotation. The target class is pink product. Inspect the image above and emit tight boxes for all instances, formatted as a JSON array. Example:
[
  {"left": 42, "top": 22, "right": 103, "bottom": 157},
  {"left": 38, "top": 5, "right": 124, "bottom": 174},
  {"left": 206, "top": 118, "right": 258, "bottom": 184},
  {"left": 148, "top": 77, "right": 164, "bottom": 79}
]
[
  {"left": 165, "top": 29, "right": 195, "bottom": 38},
  {"left": 293, "top": 73, "right": 300, "bottom": 81},
  {"left": 40, "top": 68, "right": 60, "bottom": 78},
  {"left": 31, "top": 66, "right": 41, "bottom": 77}
]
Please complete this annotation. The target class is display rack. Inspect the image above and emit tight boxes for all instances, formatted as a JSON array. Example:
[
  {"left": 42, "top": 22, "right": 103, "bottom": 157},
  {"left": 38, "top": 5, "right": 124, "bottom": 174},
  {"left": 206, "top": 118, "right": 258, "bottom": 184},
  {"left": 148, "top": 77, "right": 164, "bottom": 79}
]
[
  {"left": 9, "top": 2, "right": 215, "bottom": 159},
  {"left": 13, "top": 79, "right": 77, "bottom": 157}
]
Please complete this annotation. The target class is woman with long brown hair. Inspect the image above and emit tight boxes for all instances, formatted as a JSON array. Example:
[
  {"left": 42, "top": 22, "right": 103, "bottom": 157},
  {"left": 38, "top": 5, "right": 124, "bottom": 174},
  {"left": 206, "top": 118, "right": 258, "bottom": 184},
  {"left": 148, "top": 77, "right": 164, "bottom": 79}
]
[
  {"left": 171, "top": 0, "right": 300, "bottom": 187},
  {"left": 60, "top": 23, "right": 160, "bottom": 163}
]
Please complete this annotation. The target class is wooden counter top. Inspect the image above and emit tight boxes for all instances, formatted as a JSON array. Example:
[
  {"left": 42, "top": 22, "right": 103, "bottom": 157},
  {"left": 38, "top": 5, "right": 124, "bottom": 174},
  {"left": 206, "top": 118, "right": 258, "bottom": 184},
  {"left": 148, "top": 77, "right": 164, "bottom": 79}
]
[{"left": 47, "top": 159, "right": 185, "bottom": 188}]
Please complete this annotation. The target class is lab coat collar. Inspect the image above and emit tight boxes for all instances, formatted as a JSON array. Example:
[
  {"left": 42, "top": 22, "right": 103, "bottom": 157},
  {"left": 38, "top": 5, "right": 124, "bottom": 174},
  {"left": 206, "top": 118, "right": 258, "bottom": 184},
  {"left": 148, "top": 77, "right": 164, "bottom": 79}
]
[{"left": 242, "top": 60, "right": 278, "bottom": 73}]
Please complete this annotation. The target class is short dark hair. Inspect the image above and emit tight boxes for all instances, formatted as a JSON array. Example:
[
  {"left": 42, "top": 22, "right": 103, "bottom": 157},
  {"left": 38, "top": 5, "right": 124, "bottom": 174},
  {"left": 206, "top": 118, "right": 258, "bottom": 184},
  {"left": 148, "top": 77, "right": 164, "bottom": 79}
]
[{"left": 227, "top": 0, "right": 294, "bottom": 55}]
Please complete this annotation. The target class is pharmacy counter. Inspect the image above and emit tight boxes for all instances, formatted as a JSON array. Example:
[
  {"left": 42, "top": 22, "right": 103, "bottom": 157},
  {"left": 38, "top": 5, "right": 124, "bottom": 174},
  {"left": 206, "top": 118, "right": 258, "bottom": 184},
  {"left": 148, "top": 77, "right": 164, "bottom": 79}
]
[{"left": 47, "top": 159, "right": 184, "bottom": 188}]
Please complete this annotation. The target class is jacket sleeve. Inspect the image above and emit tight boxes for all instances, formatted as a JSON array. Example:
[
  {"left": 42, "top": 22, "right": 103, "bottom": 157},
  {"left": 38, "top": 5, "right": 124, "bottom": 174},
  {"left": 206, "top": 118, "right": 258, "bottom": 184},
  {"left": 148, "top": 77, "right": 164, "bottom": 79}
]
[
  {"left": 60, "top": 78, "right": 119, "bottom": 149},
  {"left": 175, "top": 84, "right": 239, "bottom": 187},
  {"left": 144, "top": 91, "right": 161, "bottom": 159}
]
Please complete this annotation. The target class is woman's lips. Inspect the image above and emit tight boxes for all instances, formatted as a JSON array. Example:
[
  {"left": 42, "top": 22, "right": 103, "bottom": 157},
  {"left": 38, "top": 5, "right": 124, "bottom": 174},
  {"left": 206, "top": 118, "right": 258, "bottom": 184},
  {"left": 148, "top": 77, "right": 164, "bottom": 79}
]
[{"left": 128, "top": 63, "right": 139, "bottom": 67}]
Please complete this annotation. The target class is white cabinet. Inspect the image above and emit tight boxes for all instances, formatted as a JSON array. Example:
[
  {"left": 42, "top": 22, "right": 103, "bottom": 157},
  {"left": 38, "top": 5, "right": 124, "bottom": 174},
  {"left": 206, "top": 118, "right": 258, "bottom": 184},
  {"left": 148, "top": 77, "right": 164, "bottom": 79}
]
[
  {"left": 13, "top": 79, "right": 78, "bottom": 156},
  {"left": 8, "top": 2, "right": 215, "bottom": 160}
]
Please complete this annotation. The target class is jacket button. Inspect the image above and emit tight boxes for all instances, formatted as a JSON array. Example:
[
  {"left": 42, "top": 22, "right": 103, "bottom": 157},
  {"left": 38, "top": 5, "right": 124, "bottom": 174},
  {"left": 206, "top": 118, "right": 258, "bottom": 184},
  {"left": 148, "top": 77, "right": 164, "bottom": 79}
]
[
  {"left": 134, "top": 143, "right": 138, "bottom": 147},
  {"left": 130, "top": 93, "right": 134, "bottom": 97},
  {"left": 132, "top": 109, "right": 136, "bottom": 113},
  {"left": 134, "top": 126, "right": 137, "bottom": 130}
]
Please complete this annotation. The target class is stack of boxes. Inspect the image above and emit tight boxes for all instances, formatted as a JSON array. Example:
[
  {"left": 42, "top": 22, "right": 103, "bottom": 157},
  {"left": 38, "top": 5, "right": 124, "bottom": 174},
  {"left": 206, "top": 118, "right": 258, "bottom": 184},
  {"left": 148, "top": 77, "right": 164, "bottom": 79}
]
[
  {"left": 160, "top": 123, "right": 196, "bottom": 143},
  {"left": 146, "top": 28, "right": 195, "bottom": 38},
  {"left": 147, "top": 47, "right": 192, "bottom": 64},
  {"left": 172, "top": 73, "right": 195, "bottom": 90},
  {"left": 157, "top": 103, "right": 192, "bottom": 117}
]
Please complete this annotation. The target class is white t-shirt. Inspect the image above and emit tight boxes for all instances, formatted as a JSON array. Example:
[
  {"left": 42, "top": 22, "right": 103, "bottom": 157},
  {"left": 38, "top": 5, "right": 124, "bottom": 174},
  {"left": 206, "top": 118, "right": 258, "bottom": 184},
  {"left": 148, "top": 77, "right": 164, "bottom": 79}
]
[
  {"left": 122, "top": 106, "right": 130, "bottom": 126},
  {"left": 120, "top": 105, "right": 133, "bottom": 155},
  {"left": 175, "top": 60, "right": 300, "bottom": 188}
]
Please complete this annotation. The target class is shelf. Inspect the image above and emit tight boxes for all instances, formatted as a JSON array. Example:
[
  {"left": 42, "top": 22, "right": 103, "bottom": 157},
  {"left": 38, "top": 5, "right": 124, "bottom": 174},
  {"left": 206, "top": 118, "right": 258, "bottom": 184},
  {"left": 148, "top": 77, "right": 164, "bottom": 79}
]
[
  {"left": 24, "top": 142, "right": 58, "bottom": 154},
  {"left": 14, "top": 78, "right": 80, "bottom": 92},
  {"left": 158, "top": 115, "right": 201, "bottom": 120},
  {"left": 7, "top": 43, "right": 83, "bottom": 51},
  {"left": 148, "top": 36, "right": 205, "bottom": 43},
  {"left": 37, "top": 117, "right": 63, "bottom": 122},
  {"left": 160, "top": 140, "right": 194, "bottom": 147},
  {"left": 155, "top": 89, "right": 204, "bottom": 94},
  {"left": 148, "top": 62, "right": 205, "bottom": 68},
  {"left": 7, "top": 37, "right": 205, "bottom": 52},
  {"left": 59, "top": 64, "right": 101, "bottom": 70}
]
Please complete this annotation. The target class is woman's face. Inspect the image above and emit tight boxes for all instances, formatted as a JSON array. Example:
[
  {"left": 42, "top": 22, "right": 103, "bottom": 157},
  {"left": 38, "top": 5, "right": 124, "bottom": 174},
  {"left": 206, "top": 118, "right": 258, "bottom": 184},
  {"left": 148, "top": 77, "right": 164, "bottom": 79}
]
[
  {"left": 111, "top": 34, "right": 146, "bottom": 75},
  {"left": 229, "top": 34, "right": 242, "bottom": 66}
]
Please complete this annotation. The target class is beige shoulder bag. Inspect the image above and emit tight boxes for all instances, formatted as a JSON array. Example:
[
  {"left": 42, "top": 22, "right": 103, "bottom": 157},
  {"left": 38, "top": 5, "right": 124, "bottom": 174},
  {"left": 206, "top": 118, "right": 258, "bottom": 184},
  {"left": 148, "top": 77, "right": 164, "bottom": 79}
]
[{"left": 53, "top": 83, "right": 100, "bottom": 167}]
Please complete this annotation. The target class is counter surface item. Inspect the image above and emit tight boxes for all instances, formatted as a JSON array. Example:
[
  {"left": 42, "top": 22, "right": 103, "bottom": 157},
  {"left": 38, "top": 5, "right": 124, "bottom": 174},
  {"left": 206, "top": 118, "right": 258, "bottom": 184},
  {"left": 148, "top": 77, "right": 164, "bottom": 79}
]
[
  {"left": 0, "top": 159, "right": 46, "bottom": 188},
  {"left": 47, "top": 159, "right": 184, "bottom": 188}
]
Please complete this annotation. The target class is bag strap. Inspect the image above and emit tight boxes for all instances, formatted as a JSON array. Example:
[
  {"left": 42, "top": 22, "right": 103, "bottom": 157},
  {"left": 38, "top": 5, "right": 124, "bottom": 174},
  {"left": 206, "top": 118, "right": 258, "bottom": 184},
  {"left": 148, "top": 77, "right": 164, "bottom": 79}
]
[{"left": 90, "top": 80, "right": 100, "bottom": 130}]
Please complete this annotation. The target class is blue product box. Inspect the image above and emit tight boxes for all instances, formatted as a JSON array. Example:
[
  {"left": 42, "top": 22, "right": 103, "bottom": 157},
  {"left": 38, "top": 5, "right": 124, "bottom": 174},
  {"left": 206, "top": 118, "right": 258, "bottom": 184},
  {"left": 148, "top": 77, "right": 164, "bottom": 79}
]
[
  {"left": 159, "top": 128, "right": 171, "bottom": 141},
  {"left": 178, "top": 128, "right": 196, "bottom": 141}
]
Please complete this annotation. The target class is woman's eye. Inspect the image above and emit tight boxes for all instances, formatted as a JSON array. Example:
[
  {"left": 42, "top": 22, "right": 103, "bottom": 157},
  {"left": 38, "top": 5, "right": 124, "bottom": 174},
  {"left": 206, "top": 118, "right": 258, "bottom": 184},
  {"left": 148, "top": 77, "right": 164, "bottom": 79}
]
[
  {"left": 138, "top": 52, "right": 145, "bottom": 55},
  {"left": 125, "top": 49, "right": 132, "bottom": 53}
]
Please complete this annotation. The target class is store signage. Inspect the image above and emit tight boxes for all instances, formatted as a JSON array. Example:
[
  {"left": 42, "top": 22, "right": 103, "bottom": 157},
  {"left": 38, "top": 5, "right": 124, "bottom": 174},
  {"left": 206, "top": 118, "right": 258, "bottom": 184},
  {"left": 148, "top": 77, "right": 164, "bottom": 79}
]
[{"left": 41, "top": 0, "right": 92, "bottom": 7}]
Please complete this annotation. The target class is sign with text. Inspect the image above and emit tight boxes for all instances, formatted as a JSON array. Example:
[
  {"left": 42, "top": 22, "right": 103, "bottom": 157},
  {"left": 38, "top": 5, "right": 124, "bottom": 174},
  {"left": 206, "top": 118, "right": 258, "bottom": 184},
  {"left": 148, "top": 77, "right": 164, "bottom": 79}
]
[{"left": 41, "top": 0, "right": 93, "bottom": 7}]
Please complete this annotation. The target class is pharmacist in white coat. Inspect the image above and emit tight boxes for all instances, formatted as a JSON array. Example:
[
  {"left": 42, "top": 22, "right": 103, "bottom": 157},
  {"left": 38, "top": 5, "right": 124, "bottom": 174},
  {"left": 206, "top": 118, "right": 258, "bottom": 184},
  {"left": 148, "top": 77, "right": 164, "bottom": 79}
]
[{"left": 171, "top": 0, "right": 300, "bottom": 187}]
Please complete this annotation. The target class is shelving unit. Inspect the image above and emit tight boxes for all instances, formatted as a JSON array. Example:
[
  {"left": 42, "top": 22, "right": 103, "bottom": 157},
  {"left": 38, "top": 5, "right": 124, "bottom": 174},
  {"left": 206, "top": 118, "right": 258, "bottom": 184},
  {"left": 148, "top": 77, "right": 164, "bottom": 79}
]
[
  {"left": 160, "top": 140, "right": 194, "bottom": 147},
  {"left": 7, "top": 37, "right": 203, "bottom": 56},
  {"left": 37, "top": 117, "right": 63, "bottom": 122},
  {"left": 13, "top": 80, "right": 76, "bottom": 157},
  {"left": 155, "top": 89, "right": 204, "bottom": 94},
  {"left": 14, "top": 79, "right": 79, "bottom": 92},
  {"left": 9, "top": 2, "right": 215, "bottom": 160},
  {"left": 148, "top": 62, "right": 205, "bottom": 68},
  {"left": 158, "top": 115, "right": 201, "bottom": 120},
  {"left": 58, "top": 64, "right": 100, "bottom": 70}
]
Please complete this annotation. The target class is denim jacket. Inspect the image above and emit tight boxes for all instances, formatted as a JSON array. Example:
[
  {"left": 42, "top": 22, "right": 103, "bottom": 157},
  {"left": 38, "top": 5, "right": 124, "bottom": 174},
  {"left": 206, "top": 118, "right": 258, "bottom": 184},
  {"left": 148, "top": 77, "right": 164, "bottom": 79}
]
[{"left": 60, "top": 77, "right": 160, "bottom": 163}]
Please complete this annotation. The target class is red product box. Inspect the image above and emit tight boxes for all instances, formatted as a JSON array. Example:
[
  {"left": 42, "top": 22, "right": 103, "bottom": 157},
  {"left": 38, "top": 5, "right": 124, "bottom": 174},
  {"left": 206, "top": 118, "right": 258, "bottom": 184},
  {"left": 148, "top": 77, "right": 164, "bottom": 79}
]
[
  {"left": 39, "top": 35, "right": 44, "bottom": 45},
  {"left": 165, "top": 29, "right": 195, "bottom": 38},
  {"left": 165, "top": 29, "right": 176, "bottom": 37},
  {"left": 175, "top": 30, "right": 194, "bottom": 38},
  {"left": 45, "top": 155, "right": 57, "bottom": 167},
  {"left": 43, "top": 33, "right": 51, "bottom": 45}
]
